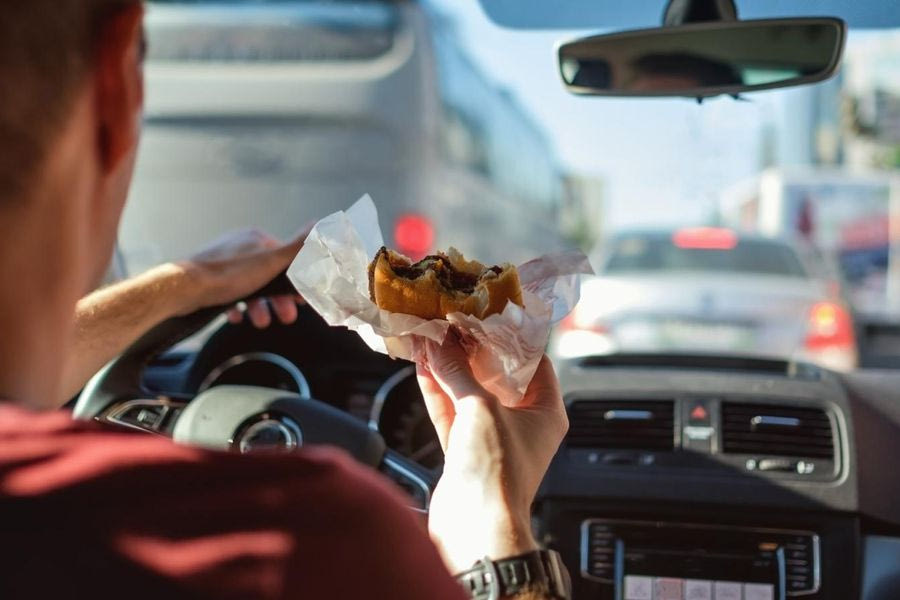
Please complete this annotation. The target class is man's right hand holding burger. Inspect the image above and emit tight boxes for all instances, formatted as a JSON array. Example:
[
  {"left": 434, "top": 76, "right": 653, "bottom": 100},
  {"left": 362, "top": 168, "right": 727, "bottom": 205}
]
[{"left": 419, "top": 334, "right": 571, "bottom": 599}]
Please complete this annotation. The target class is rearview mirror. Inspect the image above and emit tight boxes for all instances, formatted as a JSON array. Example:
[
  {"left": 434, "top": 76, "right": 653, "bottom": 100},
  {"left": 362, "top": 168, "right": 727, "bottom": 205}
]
[{"left": 558, "top": 18, "right": 846, "bottom": 99}]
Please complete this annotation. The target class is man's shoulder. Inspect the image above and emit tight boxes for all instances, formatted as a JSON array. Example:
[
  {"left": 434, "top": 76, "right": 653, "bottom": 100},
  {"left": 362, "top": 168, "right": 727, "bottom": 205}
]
[
  {"left": 0, "top": 403, "right": 401, "bottom": 512},
  {"left": 0, "top": 405, "right": 465, "bottom": 599}
]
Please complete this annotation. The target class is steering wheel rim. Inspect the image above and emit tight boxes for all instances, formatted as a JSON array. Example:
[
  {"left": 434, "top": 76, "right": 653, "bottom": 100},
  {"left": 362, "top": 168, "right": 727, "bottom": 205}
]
[{"left": 73, "top": 272, "right": 436, "bottom": 507}]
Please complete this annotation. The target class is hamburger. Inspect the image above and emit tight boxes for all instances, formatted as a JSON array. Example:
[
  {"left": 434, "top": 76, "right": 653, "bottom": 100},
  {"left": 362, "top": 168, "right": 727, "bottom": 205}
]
[{"left": 368, "top": 246, "right": 523, "bottom": 320}]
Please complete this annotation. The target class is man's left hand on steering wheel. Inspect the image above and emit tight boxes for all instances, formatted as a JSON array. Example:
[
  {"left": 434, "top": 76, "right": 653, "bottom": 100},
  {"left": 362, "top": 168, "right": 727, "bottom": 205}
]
[
  {"left": 175, "top": 226, "right": 312, "bottom": 328},
  {"left": 61, "top": 226, "right": 309, "bottom": 405}
]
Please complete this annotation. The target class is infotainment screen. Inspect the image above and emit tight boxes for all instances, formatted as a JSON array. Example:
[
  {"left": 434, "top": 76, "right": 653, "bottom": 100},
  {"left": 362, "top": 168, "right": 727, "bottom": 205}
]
[
  {"left": 582, "top": 520, "right": 808, "bottom": 600},
  {"left": 621, "top": 544, "right": 779, "bottom": 600}
]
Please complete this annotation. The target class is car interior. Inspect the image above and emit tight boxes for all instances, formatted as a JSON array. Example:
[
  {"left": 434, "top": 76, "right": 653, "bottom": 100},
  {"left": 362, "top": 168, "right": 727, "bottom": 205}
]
[{"left": 75, "top": 0, "right": 900, "bottom": 599}]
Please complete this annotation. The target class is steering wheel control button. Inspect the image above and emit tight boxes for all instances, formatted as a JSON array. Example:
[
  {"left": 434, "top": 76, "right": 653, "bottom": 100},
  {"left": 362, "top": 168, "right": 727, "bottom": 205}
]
[
  {"left": 623, "top": 576, "right": 652, "bottom": 600},
  {"left": 137, "top": 407, "right": 165, "bottom": 428},
  {"left": 103, "top": 399, "right": 181, "bottom": 434},
  {"left": 235, "top": 413, "right": 302, "bottom": 454}
]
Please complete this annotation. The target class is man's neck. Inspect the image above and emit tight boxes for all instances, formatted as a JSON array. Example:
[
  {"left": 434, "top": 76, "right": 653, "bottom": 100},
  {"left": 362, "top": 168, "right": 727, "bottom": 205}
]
[
  {"left": 0, "top": 102, "right": 96, "bottom": 409},
  {"left": 0, "top": 210, "right": 80, "bottom": 407}
]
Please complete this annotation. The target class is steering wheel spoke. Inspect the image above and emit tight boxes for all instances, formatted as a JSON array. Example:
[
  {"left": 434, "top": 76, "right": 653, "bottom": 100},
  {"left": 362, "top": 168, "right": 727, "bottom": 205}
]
[{"left": 380, "top": 448, "right": 438, "bottom": 513}]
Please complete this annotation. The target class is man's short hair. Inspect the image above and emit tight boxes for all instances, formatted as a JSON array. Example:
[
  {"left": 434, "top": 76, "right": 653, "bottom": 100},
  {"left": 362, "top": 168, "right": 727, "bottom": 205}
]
[{"left": 0, "top": 1, "right": 140, "bottom": 203}]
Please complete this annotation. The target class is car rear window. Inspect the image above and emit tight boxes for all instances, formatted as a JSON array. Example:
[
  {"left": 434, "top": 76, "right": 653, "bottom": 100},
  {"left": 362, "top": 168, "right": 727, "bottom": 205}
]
[{"left": 604, "top": 236, "right": 809, "bottom": 278}]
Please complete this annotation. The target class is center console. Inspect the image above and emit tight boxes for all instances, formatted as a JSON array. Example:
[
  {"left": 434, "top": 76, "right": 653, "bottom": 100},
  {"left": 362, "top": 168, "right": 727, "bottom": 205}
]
[
  {"left": 536, "top": 502, "right": 857, "bottom": 600},
  {"left": 542, "top": 359, "right": 861, "bottom": 599},
  {"left": 580, "top": 519, "right": 819, "bottom": 599}
]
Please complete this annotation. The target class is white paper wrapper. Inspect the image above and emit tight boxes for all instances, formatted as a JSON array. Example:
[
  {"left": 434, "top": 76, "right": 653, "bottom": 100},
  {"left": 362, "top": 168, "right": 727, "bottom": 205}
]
[{"left": 287, "top": 195, "right": 593, "bottom": 404}]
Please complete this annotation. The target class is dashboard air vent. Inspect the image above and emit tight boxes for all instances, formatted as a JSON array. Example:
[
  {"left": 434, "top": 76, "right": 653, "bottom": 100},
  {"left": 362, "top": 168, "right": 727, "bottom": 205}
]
[
  {"left": 722, "top": 403, "right": 834, "bottom": 459},
  {"left": 567, "top": 400, "right": 674, "bottom": 450}
]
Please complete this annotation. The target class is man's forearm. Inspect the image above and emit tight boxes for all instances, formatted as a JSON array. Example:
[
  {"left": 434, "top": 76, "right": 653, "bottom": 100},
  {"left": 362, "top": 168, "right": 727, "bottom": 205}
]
[{"left": 59, "top": 263, "right": 197, "bottom": 404}]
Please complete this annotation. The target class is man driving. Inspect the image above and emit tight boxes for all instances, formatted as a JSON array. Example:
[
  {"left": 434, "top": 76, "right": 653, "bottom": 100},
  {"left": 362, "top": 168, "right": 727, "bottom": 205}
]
[{"left": 0, "top": 1, "right": 569, "bottom": 598}]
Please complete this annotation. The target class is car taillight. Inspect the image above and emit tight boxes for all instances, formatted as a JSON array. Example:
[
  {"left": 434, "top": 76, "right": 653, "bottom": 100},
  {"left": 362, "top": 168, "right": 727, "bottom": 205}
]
[
  {"left": 559, "top": 305, "right": 608, "bottom": 334},
  {"left": 558, "top": 312, "right": 578, "bottom": 331},
  {"left": 672, "top": 227, "right": 738, "bottom": 250},
  {"left": 553, "top": 306, "right": 614, "bottom": 359},
  {"left": 394, "top": 214, "right": 434, "bottom": 261},
  {"left": 805, "top": 302, "right": 855, "bottom": 350}
]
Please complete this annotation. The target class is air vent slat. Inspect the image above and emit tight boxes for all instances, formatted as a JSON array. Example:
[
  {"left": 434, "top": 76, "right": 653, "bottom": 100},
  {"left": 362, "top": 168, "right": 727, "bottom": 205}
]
[
  {"left": 722, "top": 433, "right": 833, "bottom": 445},
  {"left": 722, "top": 402, "right": 835, "bottom": 459},
  {"left": 567, "top": 400, "right": 675, "bottom": 451}
]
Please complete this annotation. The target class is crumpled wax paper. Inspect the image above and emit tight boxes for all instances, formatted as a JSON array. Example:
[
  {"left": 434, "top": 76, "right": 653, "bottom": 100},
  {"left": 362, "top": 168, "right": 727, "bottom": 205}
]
[{"left": 287, "top": 195, "right": 594, "bottom": 404}]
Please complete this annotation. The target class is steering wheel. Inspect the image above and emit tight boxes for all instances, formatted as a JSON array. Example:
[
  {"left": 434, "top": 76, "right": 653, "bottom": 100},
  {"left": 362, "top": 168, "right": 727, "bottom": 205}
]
[{"left": 73, "top": 273, "right": 436, "bottom": 510}]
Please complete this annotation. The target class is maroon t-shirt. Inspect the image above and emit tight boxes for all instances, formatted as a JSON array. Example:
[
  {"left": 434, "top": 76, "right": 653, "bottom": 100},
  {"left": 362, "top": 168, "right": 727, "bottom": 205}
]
[{"left": 0, "top": 404, "right": 467, "bottom": 599}]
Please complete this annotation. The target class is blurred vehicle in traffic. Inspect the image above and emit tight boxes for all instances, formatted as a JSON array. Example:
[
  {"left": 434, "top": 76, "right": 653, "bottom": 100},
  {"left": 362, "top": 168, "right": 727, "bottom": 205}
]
[
  {"left": 119, "top": 0, "right": 567, "bottom": 276},
  {"left": 550, "top": 227, "right": 858, "bottom": 371}
]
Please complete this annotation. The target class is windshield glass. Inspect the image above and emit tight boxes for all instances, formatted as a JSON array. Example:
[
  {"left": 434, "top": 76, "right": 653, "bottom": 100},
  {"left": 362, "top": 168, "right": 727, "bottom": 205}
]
[{"left": 125, "top": 0, "right": 900, "bottom": 370}]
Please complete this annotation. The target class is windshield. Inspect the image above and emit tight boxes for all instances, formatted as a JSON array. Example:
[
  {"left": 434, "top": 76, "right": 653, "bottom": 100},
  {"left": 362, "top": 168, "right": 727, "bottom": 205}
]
[{"left": 124, "top": 0, "right": 900, "bottom": 370}]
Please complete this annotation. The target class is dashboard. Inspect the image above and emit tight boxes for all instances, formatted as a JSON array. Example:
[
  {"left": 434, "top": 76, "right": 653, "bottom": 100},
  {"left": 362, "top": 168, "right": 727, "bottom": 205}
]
[{"left": 130, "top": 305, "right": 900, "bottom": 600}]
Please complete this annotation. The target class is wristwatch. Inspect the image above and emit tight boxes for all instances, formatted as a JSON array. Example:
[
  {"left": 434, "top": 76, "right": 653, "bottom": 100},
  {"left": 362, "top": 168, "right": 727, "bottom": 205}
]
[{"left": 455, "top": 549, "right": 571, "bottom": 600}]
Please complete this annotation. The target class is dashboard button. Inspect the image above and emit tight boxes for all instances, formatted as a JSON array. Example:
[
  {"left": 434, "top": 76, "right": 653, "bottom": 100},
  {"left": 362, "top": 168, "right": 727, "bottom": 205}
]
[
  {"left": 788, "top": 578, "right": 810, "bottom": 591},
  {"left": 758, "top": 458, "right": 794, "bottom": 472},
  {"left": 654, "top": 578, "right": 683, "bottom": 600},
  {"left": 590, "top": 563, "right": 614, "bottom": 579},
  {"left": 690, "top": 404, "right": 709, "bottom": 421},
  {"left": 623, "top": 575, "right": 652, "bottom": 600},
  {"left": 713, "top": 581, "right": 742, "bottom": 600},
  {"left": 743, "top": 583, "right": 775, "bottom": 600},
  {"left": 684, "top": 579, "right": 712, "bottom": 600}
]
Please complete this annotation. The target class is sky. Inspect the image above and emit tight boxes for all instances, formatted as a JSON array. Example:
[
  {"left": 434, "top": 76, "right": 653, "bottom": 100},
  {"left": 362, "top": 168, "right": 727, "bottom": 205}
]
[{"left": 424, "top": 0, "right": 836, "bottom": 232}]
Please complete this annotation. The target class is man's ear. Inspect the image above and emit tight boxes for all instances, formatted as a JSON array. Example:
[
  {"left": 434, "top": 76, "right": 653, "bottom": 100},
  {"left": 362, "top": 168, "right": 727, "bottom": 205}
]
[{"left": 94, "top": 3, "right": 145, "bottom": 172}]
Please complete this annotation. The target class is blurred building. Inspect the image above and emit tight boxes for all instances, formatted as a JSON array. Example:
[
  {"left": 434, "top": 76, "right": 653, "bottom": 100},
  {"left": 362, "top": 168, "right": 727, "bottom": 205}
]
[
  {"left": 560, "top": 173, "right": 605, "bottom": 251},
  {"left": 841, "top": 32, "right": 900, "bottom": 170}
]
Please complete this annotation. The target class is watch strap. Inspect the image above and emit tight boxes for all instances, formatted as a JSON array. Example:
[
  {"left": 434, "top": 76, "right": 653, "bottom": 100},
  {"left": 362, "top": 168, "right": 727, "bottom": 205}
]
[{"left": 455, "top": 549, "right": 570, "bottom": 600}]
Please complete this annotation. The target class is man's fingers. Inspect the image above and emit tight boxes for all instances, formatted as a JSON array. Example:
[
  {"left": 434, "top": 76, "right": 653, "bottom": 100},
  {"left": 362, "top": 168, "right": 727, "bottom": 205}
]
[
  {"left": 425, "top": 334, "right": 491, "bottom": 404},
  {"left": 522, "top": 356, "right": 562, "bottom": 409},
  {"left": 269, "top": 295, "right": 299, "bottom": 325},
  {"left": 272, "top": 222, "right": 314, "bottom": 260},
  {"left": 257, "top": 231, "right": 282, "bottom": 250},
  {"left": 247, "top": 298, "right": 271, "bottom": 329},
  {"left": 416, "top": 365, "right": 454, "bottom": 452},
  {"left": 291, "top": 220, "right": 317, "bottom": 245},
  {"left": 227, "top": 296, "right": 298, "bottom": 328},
  {"left": 521, "top": 355, "right": 568, "bottom": 436}
]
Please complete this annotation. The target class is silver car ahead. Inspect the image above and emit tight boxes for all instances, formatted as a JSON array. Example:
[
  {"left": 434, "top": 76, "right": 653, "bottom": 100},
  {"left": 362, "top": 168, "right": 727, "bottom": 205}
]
[{"left": 551, "top": 228, "right": 858, "bottom": 372}]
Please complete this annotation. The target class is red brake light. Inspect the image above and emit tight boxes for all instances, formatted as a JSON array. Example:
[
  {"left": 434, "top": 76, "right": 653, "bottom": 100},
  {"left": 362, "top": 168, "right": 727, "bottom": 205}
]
[
  {"left": 558, "top": 305, "right": 609, "bottom": 334},
  {"left": 558, "top": 311, "right": 578, "bottom": 331},
  {"left": 672, "top": 227, "right": 738, "bottom": 250},
  {"left": 394, "top": 214, "right": 434, "bottom": 261},
  {"left": 805, "top": 302, "right": 855, "bottom": 350}
]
